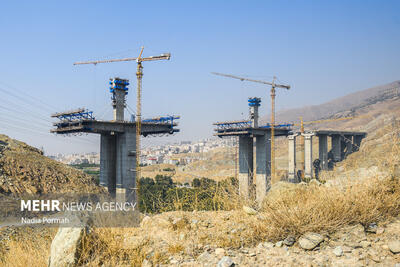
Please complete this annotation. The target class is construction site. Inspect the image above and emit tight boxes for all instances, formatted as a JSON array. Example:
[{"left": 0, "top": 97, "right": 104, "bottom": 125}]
[
  {"left": 47, "top": 50, "right": 370, "bottom": 208},
  {"left": 1, "top": 1, "right": 400, "bottom": 266}
]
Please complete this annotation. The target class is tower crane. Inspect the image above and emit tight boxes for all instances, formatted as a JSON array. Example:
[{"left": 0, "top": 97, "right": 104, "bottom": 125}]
[
  {"left": 74, "top": 47, "right": 171, "bottom": 192},
  {"left": 212, "top": 72, "right": 290, "bottom": 182}
]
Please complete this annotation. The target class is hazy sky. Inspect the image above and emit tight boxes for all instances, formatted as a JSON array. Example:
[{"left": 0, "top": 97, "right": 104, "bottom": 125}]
[{"left": 0, "top": 0, "right": 399, "bottom": 154}]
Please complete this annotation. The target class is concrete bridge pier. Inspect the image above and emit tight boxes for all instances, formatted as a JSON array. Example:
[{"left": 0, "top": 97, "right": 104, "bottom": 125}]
[
  {"left": 255, "top": 133, "right": 271, "bottom": 204},
  {"left": 344, "top": 135, "right": 353, "bottom": 158},
  {"left": 319, "top": 134, "right": 328, "bottom": 170},
  {"left": 353, "top": 135, "right": 363, "bottom": 151},
  {"left": 331, "top": 135, "right": 342, "bottom": 162},
  {"left": 115, "top": 131, "right": 137, "bottom": 203},
  {"left": 99, "top": 130, "right": 137, "bottom": 204},
  {"left": 238, "top": 136, "right": 253, "bottom": 199},
  {"left": 288, "top": 134, "right": 299, "bottom": 182},
  {"left": 303, "top": 133, "right": 315, "bottom": 179},
  {"left": 100, "top": 134, "right": 116, "bottom": 197}
]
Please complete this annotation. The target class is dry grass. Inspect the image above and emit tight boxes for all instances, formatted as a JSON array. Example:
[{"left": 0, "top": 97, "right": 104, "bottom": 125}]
[
  {"left": 0, "top": 228, "right": 56, "bottom": 267},
  {"left": 259, "top": 177, "right": 400, "bottom": 240}
]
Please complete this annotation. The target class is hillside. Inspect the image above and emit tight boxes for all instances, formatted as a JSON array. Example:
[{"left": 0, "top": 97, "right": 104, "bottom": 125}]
[
  {"left": 0, "top": 134, "right": 99, "bottom": 196},
  {"left": 274, "top": 80, "right": 400, "bottom": 123}
]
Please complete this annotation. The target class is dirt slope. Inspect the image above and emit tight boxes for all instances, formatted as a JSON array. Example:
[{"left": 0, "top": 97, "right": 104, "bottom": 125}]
[{"left": 0, "top": 134, "right": 99, "bottom": 195}]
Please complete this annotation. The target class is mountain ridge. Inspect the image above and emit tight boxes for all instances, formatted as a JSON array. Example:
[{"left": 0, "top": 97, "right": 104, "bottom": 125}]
[{"left": 271, "top": 80, "right": 400, "bottom": 123}]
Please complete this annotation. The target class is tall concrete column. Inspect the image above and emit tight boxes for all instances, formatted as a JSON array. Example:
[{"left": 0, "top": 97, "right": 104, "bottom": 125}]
[
  {"left": 288, "top": 134, "right": 298, "bottom": 182},
  {"left": 255, "top": 132, "right": 271, "bottom": 204},
  {"left": 318, "top": 134, "right": 328, "bottom": 170},
  {"left": 115, "top": 131, "right": 137, "bottom": 204},
  {"left": 353, "top": 135, "right": 363, "bottom": 151},
  {"left": 303, "top": 133, "right": 314, "bottom": 179},
  {"left": 331, "top": 135, "right": 342, "bottom": 161},
  {"left": 238, "top": 136, "right": 253, "bottom": 199},
  {"left": 113, "top": 89, "right": 126, "bottom": 122},
  {"left": 100, "top": 134, "right": 116, "bottom": 196},
  {"left": 344, "top": 135, "right": 353, "bottom": 157},
  {"left": 248, "top": 97, "right": 261, "bottom": 128}
]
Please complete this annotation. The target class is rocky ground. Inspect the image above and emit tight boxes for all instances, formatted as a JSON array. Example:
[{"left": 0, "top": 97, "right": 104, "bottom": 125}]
[
  {"left": 0, "top": 134, "right": 99, "bottom": 195},
  {"left": 163, "top": 218, "right": 400, "bottom": 267}
]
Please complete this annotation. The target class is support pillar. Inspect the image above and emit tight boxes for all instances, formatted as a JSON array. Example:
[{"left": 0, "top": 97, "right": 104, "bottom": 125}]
[
  {"left": 100, "top": 134, "right": 116, "bottom": 197},
  {"left": 331, "top": 135, "right": 342, "bottom": 162},
  {"left": 238, "top": 136, "right": 253, "bottom": 199},
  {"left": 318, "top": 135, "right": 328, "bottom": 170},
  {"left": 255, "top": 132, "right": 271, "bottom": 204},
  {"left": 115, "top": 131, "right": 137, "bottom": 203},
  {"left": 303, "top": 133, "right": 314, "bottom": 179},
  {"left": 288, "top": 134, "right": 298, "bottom": 182},
  {"left": 352, "top": 135, "right": 363, "bottom": 151},
  {"left": 344, "top": 135, "right": 353, "bottom": 158}
]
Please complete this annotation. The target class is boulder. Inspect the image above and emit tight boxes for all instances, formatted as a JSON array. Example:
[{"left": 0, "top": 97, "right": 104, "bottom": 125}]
[
  {"left": 283, "top": 236, "right": 296, "bottom": 246},
  {"left": 217, "top": 256, "right": 235, "bottom": 267},
  {"left": 298, "top": 232, "right": 324, "bottom": 250},
  {"left": 388, "top": 241, "right": 400, "bottom": 254},
  {"left": 215, "top": 248, "right": 226, "bottom": 257},
  {"left": 333, "top": 246, "right": 343, "bottom": 257},
  {"left": 48, "top": 226, "right": 85, "bottom": 267}
]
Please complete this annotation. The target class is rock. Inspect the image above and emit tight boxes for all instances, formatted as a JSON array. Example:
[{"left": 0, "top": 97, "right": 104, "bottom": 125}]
[
  {"left": 48, "top": 226, "right": 85, "bottom": 267},
  {"left": 347, "top": 242, "right": 362, "bottom": 249},
  {"left": 170, "top": 259, "right": 179, "bottom": 264},
  {"left": 283, "top": 236, "right": 296, "bottom": 246},
  {"left": 243, "top": 206, "right": 257, "bottom": 215},
  {"left": 333, "top": 246, "right": 343, "bottom": 257},
  {"left": 140, "top": 215, "right": 151, "bottom": 227},
  {"left": 376, "top": 227, "right": 385, "bottom": 234},
  {"left": 215, "top": 248, "right": 226, "bottom": 257},
  {"left": 217, "top": 256, "right": 235, "bottom": 267},
  {"left": 275, "top": 241, "right": 283, "bottom": 247},
  {"left": 298, "top": 232, "right": 324, "bottom": 250},
  {"left": 263, "top": 242, "right": 275, "bottom": 248},
  {"left": 142, "top": 259, "right": 152, "bottom": 267},
  {"left": 360, "top": 240, "right": 371, "bottom": 248},
  {"left": 197, "top": 251, "right": 212, "bottom": 262},
  {"left": 388, "top": 241, "right": 400, "bottom": 254},
  {"left": 366, "top": 223, "right": 377, "bottom": 233}
]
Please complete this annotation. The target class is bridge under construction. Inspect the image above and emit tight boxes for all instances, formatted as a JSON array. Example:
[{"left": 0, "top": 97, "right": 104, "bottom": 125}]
[
  {"left": 51, "top": 77, "right": 179, "bottom": 203},
  {"left": 214, "top": 97, "right": 366, "bottom": 204}
]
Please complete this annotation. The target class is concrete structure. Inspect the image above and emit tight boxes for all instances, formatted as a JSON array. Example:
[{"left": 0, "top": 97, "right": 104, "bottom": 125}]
[
  {"left": 288, "top": 133, "right": 299, "bottom": 183},
  {"left": 303, "top": 133, "right": 314, "bottom": 179},
  {"left": 51, "top": 77, "right": 179, "bottom": 203},
  {"left": 214, "top": 97, "right": 291, "bottom": 203},
  {"left": 238, "top": 136, "right": 253, "bottom": 199},
  {"left": 288, "top": 130, "right": 367, "bottom": 180}
]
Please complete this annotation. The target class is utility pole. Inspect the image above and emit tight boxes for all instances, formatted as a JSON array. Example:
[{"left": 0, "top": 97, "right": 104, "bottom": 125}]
[
  {"left": 74, "top": 47, "right": 171, "bottom": 193},
  {"left": 211, "top": 72, "right": 290, "bottom": 182}
]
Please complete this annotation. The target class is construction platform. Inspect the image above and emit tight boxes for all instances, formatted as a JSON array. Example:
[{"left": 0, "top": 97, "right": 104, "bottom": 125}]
[
  {"left": 51, "top": 78, "right": 180, "bottom": 203},
  {"left": 51, "top": 118, "right": 179, "bottom": 136}
]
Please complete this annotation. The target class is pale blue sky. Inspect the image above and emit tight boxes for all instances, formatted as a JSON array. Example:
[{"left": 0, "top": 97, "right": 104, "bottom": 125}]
[{"left": 0, "top": 0, "right": 399, "bottom": 154}]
